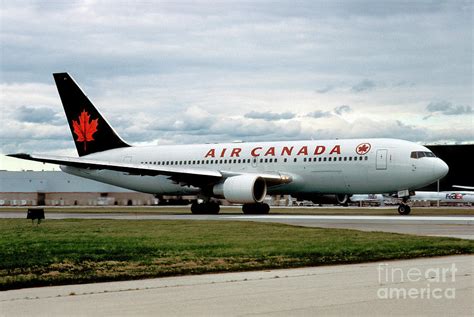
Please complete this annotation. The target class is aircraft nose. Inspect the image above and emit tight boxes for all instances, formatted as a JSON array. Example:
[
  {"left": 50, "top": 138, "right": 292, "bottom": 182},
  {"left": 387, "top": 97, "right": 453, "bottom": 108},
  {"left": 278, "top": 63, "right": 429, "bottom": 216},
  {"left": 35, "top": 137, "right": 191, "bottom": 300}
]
[{"left": 433, "top": 158, "right": 449, "bottom": 179}]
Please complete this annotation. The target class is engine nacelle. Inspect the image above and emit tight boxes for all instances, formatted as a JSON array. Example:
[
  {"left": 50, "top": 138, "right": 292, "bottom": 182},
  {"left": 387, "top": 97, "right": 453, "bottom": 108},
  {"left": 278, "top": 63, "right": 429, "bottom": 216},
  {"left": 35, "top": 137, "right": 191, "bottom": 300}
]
[{"left": 213, "top": 175, "right": 267, "bottom": 203}]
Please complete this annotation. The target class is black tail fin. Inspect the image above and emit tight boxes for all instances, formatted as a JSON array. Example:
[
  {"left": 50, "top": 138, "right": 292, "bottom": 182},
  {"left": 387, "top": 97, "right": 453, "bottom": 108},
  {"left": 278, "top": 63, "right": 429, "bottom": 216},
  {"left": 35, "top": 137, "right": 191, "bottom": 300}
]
[{"left": 53, "top": 73, "right": 130, "bottom": 156}]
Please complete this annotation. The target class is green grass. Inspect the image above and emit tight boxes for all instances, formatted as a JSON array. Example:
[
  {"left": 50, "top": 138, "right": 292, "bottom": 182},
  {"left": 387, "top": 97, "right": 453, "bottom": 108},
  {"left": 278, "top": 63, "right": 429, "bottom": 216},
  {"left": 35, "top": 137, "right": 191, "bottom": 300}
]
[{"left": 0, "top": 219, "right": 473, "bottom": 290}]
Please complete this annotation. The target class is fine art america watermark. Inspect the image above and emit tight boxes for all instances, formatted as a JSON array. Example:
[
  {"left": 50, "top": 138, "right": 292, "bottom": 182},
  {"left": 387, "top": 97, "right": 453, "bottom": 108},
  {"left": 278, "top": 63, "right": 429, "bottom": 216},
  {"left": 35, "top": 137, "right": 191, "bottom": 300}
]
[{"left": 377, "top": 263, "right": 457, "bottom": 300}]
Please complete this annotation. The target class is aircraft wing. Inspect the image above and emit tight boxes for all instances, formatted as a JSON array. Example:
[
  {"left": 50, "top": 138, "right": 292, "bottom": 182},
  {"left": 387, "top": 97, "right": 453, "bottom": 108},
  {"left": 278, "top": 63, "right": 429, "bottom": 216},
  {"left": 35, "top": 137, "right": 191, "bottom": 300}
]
[
  {"left": 453, "top": 185, "right": 474, "bottom": 190},
  {"left": 8, "top": 153, "right": 290, "bottom": 187}
]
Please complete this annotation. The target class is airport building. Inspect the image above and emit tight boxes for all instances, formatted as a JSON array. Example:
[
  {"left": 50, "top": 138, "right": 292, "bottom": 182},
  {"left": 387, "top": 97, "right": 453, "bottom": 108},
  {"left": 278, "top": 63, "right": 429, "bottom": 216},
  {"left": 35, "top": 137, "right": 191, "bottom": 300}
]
[
  {"left": 0, "top": 171, "right": 157, "bottom": 206},
  {"left": 0, "top": 171, "right": 292, "bottom": 207}
]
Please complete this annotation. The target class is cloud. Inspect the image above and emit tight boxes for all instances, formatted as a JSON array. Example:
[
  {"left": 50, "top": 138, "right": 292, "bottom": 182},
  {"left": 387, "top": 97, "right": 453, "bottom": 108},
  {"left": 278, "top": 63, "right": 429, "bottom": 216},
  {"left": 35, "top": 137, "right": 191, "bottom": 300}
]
[
  {"left": 334, "top": 105, "right": 352, "bottom": 115},
  {"left": 307, "top": 110, "right": 332, "bottom": 118},
  {"left": 15, "top": 105, "right": 63, "bottom": 125},
  {"left": 351, "top": 79, "right": 376, "bottom": 92},
  {"left": 426, "top": 100, "right": 472, "bottom": 116},
  {"left": 316, "top": 85, "right": 334, "bottom": 94},
  {"left": 244, "top": 111, "right": 296, "bottom": 121},
  {"left": 0, "top": 0, "right": 473, "bottom": 166},
  {"left": 307, "top": 105, "right": 351, "bottom": 118}
]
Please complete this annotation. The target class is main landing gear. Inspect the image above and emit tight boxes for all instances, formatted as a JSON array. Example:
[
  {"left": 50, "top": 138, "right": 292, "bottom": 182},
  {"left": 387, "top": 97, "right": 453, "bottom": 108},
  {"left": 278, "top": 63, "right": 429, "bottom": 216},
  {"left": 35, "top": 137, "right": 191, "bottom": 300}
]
[
  {"left": 242, "top": 203, "right": 270, "bottom": 214},
  {"left": 191, "top": 201, "right": 220, "bottom": 214}
]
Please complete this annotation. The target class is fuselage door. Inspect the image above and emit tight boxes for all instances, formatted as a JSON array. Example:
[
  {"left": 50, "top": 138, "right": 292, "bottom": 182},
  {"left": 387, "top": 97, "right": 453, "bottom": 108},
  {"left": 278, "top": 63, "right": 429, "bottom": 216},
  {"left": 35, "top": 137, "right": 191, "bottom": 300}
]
[
  {"left": 376, "top": 149, "right": 387, "bottom": 170},
  {"left": 251, "top": 157, "right": 258, "bottom": 168}
]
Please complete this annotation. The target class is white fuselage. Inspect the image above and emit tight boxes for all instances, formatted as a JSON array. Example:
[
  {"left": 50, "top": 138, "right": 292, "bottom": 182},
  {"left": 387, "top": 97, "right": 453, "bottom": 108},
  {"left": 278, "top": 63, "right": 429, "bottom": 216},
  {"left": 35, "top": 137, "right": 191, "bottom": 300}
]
[{"left": 61, "top": 138, "right": 448, "bottom": 197}]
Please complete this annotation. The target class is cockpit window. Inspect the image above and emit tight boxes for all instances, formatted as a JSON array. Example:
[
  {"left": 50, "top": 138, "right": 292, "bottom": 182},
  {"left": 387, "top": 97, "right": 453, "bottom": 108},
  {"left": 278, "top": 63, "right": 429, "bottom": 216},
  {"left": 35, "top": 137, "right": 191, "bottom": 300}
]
[{"left": 410, "top": 151, "right": 436, "bottom": 159}]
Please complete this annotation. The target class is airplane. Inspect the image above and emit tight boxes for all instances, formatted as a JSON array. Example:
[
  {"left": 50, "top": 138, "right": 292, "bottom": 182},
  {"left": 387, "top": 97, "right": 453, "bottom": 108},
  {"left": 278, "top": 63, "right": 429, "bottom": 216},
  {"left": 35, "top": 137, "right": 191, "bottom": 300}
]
[
  {"left": 346, "top": 191, "right": 474, "bottom": 208},
  {"left": 411, "top": 191, "right": 474, "bottom": 204},
  {"left": 8, "top": 73, "right": 449, "bottom": 215}
]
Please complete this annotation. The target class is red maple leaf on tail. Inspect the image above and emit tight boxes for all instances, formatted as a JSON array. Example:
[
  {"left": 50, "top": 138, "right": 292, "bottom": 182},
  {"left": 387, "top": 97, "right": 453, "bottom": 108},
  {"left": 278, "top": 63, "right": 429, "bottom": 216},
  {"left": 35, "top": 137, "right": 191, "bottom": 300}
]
[{"left": 72, "top": 110, "right": 99, "bottom": 151}]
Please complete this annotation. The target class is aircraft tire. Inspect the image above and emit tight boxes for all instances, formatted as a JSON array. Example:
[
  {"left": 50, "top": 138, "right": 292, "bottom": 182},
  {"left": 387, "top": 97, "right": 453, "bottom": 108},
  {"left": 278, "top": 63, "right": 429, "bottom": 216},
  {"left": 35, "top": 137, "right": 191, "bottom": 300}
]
[
  {"left": 398, "top": 204, "right": 411, "bottom": 215},
  {"left": 191, "top": 202, "right": 201, "bottom": 214},
  {"left": 242, "top": 203, "right": 270, "bottom": 215},
  {"left": 191, "top": 202, "right": 220, "bottom": 214}
]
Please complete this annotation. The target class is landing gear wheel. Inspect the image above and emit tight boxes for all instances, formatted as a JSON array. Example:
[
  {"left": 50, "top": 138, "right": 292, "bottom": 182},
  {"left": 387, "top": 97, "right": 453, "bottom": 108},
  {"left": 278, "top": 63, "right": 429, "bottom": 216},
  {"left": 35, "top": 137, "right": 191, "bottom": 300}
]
[
  {"left": 398, "top": 204, "right": 411, "bottom": 215},
  {"left": 191, "top": 202, "right": 220, "bottom": 214},
  {"left": 191, "top": 202, "right": 200, "bottom": 214},
  {"left": 242, "top": 203, "right": 270, "bottom": 215}
]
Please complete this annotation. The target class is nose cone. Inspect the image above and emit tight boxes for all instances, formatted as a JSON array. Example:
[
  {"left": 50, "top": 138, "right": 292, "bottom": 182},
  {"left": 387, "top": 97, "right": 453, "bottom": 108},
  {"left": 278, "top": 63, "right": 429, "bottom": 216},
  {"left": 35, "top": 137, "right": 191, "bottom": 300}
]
[{"left": 433, "top": 158, "right": 449, "bottom": 179}]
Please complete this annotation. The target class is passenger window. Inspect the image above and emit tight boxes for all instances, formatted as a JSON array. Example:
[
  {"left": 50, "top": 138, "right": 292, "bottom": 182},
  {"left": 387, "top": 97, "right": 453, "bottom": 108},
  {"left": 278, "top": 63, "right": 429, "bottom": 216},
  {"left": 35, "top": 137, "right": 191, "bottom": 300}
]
[
  {"left": 365, "top": 156, "right": 368, "bottom": 160},
  {"left": 284, "top": 158, "right": 287, "bottom": 162},
  {"left": 275, "top": 158, "right": 278, "bottom": 163},
  {"left": 293, "top": 158, "right": 297, "bottom": 162},
  {"left": 328, "top": 157, "right": 332, "bottom": 162},
  {"left": 303, "top": 158, "right": 307, "bottom": 162},
  {"left": 339, "top": 157, "right": 342, "bottom": 161},
  {"left": 323, "top": 157, "right": 327, "bottom": 161},
  {"left": 344, "top": 157, "right": 347, "bottom": 161}
]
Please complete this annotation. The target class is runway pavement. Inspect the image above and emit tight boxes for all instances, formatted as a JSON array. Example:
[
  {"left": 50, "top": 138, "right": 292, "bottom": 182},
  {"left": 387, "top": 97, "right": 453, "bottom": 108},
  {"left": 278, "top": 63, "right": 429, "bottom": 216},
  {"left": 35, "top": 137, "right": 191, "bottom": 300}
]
[
  {"left": 1, "top": 211, "right": 473, "bottom": 239},
  {"left": 1, "top": 255, "right": 472, "bottom": 316}
]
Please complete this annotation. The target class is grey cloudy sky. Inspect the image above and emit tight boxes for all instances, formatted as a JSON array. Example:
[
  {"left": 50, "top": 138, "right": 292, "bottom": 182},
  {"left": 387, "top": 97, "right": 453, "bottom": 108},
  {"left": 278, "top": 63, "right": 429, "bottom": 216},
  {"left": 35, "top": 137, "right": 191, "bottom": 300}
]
[{"left": 0, "top": 0, "right": 472, "bottom": 170}]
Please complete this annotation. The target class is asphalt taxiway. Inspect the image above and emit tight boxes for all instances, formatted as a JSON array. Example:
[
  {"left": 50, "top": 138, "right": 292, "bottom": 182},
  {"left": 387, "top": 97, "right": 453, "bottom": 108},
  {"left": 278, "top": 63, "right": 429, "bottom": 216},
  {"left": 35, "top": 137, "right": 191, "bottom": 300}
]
[
  {"left": 1, "top": 211, "right": 473, "bottom": 239},
  {"left": 1, "top": 255, "right": 472, "bottom": 316}
]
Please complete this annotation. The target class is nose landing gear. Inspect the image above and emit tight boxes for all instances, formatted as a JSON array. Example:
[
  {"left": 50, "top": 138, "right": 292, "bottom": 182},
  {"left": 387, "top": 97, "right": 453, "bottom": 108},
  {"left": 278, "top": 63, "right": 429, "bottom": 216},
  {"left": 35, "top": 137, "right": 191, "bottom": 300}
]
[
  {"left": 397, "top": 203, "right": 411, "bottom": 215},
  {"left": 397, "top": 194, "right": 412, "bottom": 215}
]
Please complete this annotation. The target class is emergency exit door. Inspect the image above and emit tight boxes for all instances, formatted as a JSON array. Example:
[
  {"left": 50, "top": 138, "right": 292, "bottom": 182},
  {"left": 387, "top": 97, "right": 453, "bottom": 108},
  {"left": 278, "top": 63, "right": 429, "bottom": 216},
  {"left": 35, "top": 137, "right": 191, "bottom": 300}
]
[{"left": 376, "top": 149, "right": 387, "bottom": 170}]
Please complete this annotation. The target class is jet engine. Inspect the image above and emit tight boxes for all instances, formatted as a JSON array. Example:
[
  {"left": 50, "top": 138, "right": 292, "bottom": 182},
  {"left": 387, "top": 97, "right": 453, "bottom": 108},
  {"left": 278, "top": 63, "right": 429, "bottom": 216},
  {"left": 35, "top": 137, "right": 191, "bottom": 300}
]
[{"left": 213, "top": 175, "right": 267, "bottom": 203}]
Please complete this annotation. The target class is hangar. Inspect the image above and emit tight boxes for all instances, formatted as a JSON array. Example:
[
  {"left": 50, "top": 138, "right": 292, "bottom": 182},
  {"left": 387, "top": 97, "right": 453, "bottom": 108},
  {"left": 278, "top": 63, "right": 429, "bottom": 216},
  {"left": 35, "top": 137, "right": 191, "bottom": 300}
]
[{"left": 0, "top": 171, "right": 156, "bottom": 206}]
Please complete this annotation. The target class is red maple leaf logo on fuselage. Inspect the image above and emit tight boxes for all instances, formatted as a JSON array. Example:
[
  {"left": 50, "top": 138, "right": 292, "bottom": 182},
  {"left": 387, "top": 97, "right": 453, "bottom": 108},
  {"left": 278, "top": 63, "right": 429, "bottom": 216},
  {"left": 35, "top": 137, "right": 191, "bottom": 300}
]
[
  {"left": 72, "top": 110, "right": 99, "bottom": 152},
  {"left": 356, "top": 143, "right": 371, "bottom": 155}
]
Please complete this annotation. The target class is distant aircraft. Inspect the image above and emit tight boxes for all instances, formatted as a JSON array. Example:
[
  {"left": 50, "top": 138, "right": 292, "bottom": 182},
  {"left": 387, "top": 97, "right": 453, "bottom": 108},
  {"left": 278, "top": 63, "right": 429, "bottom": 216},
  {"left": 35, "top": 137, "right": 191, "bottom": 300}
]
[
  {"left": 348, "top": 191, "right": 473, "bottom": 210},
  {"left": 8, "top": 73, "right": 449, "bottom": 215},
  {"left": 411, "top": 191, "right": 474, "bottom": 203}
]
